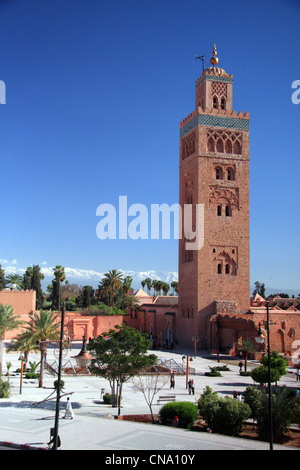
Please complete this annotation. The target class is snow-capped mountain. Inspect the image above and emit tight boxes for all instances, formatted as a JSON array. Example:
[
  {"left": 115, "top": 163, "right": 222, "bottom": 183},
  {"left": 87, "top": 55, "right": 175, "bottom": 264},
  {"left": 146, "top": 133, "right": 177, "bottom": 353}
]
[
  {"left": 2, "top": 263, "right": 298, "bottom": 297},
  {"left": 3, "top": 264, "right": 178, "bottom": 291}
]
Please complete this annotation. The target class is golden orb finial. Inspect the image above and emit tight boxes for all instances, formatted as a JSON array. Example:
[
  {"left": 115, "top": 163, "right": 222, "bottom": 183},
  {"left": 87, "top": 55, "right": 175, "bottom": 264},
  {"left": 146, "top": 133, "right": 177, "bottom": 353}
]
[{"left": 210, "top": 44, "right": 219, "bottom": 66}]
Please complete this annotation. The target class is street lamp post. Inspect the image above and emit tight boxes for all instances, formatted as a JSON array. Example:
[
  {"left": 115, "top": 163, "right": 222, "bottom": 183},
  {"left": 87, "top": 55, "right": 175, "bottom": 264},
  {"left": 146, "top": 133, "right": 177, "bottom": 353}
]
[
  {"left": 255, "top": 300, "right": 273, "bottom": 451},
  {"left": 53, "top": 304, "right": 65, "bottom": 450},
  {"left": 19, "top": 356, "right": 24, "bottom": 395},
  {"left": 192, "top": 337, "right": 199, "bottom": 358}
]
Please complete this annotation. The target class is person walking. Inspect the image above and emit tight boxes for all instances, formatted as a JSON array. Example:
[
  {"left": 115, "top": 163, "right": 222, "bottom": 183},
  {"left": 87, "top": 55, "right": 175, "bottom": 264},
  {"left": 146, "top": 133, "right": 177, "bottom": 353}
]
[
  {"left": 63, "top": 397, "right": 74, "bottom": 419},
  {"left": 170, "top": 372, "right": 175, "bottom": 389}
]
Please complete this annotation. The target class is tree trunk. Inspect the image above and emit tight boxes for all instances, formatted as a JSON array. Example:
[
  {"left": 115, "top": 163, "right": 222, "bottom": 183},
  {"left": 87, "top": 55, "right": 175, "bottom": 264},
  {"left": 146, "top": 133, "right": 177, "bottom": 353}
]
[
  {"left": 118, "top": 381, "right": 123, "bottom": 416},
  {"left": 244, "top": 354, "right": 248, "bottom": 372},
  {"left": 39, "top": 346, "right": 45, "bottom": 388},
  {"left": 111, "top": 381, "right": 117, "bottom": 407},
  {"left": 0, "top": 335, "right": 3, "bottom": 377}
]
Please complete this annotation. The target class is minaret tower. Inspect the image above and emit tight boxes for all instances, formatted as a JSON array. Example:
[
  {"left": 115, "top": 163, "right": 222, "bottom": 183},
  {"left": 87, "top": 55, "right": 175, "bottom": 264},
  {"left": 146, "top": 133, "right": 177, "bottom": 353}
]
[{"left": 178, "top": 45, "right": 250, "bottom": 349}]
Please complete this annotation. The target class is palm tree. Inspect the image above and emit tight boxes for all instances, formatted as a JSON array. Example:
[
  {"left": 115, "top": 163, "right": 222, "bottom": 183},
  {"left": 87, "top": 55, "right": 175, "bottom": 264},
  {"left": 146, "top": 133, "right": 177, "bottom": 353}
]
[
  {"left": 53, "top": 266, "right": 66, "bottom": 311},
  {"left": 257, "top": 387, "right": 298, "bottom": 443},
  {"left": 7, "top": 329, "right": 39, "bottom": 370},
  {"left": 122, "top": 295, "right": 140, "bottom": 316},
  {"left": 141, "top": 280, "right": 146, "bottom": 291},
  {"left": 99, "top": 269, "right": 123, "bottom": 308},
  {"left": 0, "top": 304, "right": 23, "bottom": 375},
  {"left": 152, "top": 280, "right": 159, "bottom": 297},
  {"left": 156, "top": 280, "right": 163, "bottom": 296},
  {"left": 145, "top": 278, "right": 152, "bottom": 295},
  {"left": 171, "top": 281, "right": 179, "bottom": 295},
  {"left": 5, "top": 274, "right": 23, "bottom": 290},
  {"left": 123, "top": 276, "right": 133, "bottom": 295},
  {"left": 238, "top": 338, "right": 257, "bottom": 372},
  {"left": 25, "top": 310, "right": 60, "bottom": 387},
  {"left": 162, "top": 282, "right": 170, "bottom": 296}
]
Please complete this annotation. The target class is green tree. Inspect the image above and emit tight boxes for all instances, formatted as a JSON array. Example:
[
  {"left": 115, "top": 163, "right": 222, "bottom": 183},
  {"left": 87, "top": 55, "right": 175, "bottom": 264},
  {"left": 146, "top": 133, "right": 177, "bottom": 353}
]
[
  {"left": 0, "top": 304, "right": 23, "bottom": 375},
  {"left": 31, "top": 265, "right": 45, "bottom": 309},
  {"left": 22, "top": 267, "right": 33, "bottom": 290},
  {"left": 261, "top": 350, "right": 288, "bottom": 377},
  {"left": 25, "top": 310, "right": 60, "bottom": 387},
  {"left": 0, "top": 265, "right": 6, "bottom": 290},
  {"left": 52, "top": 266, "right": 66, "bottom": 311},
  {"left": 88, "top": 324, "right": 157, "bottom": 415},
  {"left": 80, "top": 285, "right": 94, "bottom": 308},
  {"left": 251, "top": 365, "right": 281, "bottom": 386},
  {"left": 251, "top": 351, "right": 287, "bottom": 386},
  {"left": 252, "top": 281, "right": 266, "bottom": 298}
]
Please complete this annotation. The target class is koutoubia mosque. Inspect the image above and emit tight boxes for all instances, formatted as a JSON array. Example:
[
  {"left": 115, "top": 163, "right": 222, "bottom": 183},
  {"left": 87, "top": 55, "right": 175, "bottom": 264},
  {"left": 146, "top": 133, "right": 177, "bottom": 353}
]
[{"left": 1, "top": 46, "right": 300, "bottom": 360}]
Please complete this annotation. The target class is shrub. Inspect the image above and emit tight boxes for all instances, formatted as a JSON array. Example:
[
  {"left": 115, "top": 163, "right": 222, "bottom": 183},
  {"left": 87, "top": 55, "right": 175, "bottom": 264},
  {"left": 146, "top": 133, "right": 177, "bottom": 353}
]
[
  {"left": 159, "top": 401, "right": 198, "bottom": 429},
  {"left": 215, "top": 365, "right": 230, "bottom": 371},
  {"left": 53, "top": 379, "right": 65, "bottom": 390},
  {"left": 197, "top": 386, "right": 219, "bottom": 420},
  {"left": 0, "top": 378, "right": 10, "bottom": 398},
  {"left": 210, "top": 398, "right": 251, "bottom": 436},
  {"left": 25, "top": 372, "right": 40, "bottom": 379},
  {"left": 205, "top": 367, "right": 222, "bottom": 377},
  {"left": 103, "top": 393, "right": 112, "bottom": 404},
  {"left": 243, "top": 386, "right": 261, "bottom": 420},
  {"left": 197, "top": 386, "right": 251, "bottom": 436}
]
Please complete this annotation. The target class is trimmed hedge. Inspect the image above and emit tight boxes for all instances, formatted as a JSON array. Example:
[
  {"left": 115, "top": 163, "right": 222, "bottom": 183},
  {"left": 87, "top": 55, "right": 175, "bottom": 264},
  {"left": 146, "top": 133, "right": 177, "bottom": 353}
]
[
  {"left": 103, "top": 393, "right": 112, "bottom": 404},
  {"left": 159, "top": 401, "right": 198, "bottom": 429}
]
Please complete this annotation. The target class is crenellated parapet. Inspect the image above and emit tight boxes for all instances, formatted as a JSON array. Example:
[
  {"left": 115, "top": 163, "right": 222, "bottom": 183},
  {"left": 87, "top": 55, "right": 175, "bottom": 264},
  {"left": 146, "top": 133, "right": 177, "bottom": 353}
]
[
  {"left": 180, "top": 107, "right": 249, "bottom": 129},
  {"left": 0, "top": 289, "right": 35, "bottom": 293}
]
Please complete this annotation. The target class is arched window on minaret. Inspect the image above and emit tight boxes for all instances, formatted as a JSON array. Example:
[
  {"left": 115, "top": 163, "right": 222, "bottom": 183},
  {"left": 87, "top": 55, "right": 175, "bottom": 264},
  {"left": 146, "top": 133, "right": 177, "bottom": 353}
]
[
  {"left": 207, "top": 137, "right": 215, "bottom": 152},
  {"left": 225, "top": 140, "right": 232, "bottom": 154},
  {"left": 217, "top": 263, "right": 222, "bottom": 274},
  {"left": 215, "top": 166, "right": 223, "bottom": 180},
  {"left": 216, "top": 138, "right": 223, "bottom": 153},
  {"left": 225, "top": 205, "right": 232, "bottom": 217},
  {"left": 213, "top": 96, "right": 218, "bottom": 109},
  {"left": 221, "top": 97, "right": 225, "bottom": 110},
  {"left": 217, "top": 205, "right": 222, "bottom": 216},
  {"left": 234, "top": 140, "right": 241, "bottom": 154}
]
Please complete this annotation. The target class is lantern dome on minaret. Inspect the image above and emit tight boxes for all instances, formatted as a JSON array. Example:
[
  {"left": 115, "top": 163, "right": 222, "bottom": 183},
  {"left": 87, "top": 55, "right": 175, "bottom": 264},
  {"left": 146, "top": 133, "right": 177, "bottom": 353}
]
[
  {"left": 202, "top": 44, "right": 229, "bottom": 78},
  {"left": 210, "top": 44, "right": 219, "bottom": 65}
]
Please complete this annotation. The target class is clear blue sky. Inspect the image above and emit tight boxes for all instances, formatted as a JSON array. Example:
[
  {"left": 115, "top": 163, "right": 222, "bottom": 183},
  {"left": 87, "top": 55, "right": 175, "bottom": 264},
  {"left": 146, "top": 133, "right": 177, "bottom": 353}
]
[{"left": 0, "top": 0, "right": 299, "bottom": 291}]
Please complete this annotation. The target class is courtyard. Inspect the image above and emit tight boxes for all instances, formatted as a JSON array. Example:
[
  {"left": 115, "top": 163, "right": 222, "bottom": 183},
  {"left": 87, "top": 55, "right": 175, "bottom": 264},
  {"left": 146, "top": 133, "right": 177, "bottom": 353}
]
[{"left": 0, "top": 342, "right": 298, "bottom": 451}]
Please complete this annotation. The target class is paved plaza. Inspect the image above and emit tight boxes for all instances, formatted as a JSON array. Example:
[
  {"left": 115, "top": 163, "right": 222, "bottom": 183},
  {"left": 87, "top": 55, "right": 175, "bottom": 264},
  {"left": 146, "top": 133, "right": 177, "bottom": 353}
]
[{"left": 0, "top": 342, "right": 299, "bottom": 451}]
